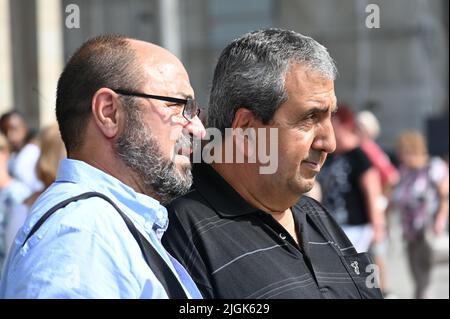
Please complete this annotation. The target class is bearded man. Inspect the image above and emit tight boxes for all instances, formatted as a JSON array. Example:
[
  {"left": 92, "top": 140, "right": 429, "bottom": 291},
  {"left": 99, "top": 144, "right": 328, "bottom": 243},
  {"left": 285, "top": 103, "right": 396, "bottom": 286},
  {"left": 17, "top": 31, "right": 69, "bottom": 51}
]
[{"left": 0, "top": 35, "right": 205, "bottom": 299}]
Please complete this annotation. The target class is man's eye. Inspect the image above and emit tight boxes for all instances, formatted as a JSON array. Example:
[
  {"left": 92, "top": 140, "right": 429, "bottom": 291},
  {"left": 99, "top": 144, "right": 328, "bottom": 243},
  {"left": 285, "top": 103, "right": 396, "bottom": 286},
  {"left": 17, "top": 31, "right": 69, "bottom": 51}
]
[
  {"left": 167, "top": 103, "right": 184, "bottom": 108},
  {"left": 304, "top": 114, "right": 318, "bottom": 122}
]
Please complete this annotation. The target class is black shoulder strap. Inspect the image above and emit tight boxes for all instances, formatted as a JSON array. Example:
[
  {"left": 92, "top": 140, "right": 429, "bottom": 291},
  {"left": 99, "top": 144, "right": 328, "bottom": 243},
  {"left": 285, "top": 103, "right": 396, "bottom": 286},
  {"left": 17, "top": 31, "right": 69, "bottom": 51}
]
[{"left": 22, "top": 192, "right": 188, "bottom": 299}]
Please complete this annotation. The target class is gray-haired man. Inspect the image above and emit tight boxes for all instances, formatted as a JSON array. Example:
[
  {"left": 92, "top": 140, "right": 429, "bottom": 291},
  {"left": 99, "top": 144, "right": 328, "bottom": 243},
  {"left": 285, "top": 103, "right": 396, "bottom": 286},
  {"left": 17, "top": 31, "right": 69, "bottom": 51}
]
[{"left": 162, "top": 29, "right": 383, "bottom": 299}]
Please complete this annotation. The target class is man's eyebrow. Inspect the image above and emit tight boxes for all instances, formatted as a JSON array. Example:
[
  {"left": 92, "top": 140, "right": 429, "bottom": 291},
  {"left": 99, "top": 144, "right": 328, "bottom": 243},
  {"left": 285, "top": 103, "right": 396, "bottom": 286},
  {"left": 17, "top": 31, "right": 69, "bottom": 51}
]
[
  {"left": 173, "top": 92, "right": 193, "bottom": 100},
  {"left": 302, "top": 105, "right": 331, "bottom": 117},
  {"left": 287, "top": 105, "right": 335, "bottom": 125},
  {"left": 331, "top": 104, "right": 338, "bottom": 114}
]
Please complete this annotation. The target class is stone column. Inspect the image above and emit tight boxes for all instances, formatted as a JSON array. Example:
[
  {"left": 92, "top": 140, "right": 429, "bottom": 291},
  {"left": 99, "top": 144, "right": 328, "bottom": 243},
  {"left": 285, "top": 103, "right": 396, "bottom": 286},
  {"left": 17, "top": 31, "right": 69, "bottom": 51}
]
[
  {"left": 158, "top": 0, "right": 181, "bottom": 58},
  {"left": 9, "top": 0, "right": 39, "bottom": 128},
  {"left": 36, "top": 0, "right": 64, "bottom": 127},
  {"left": 0, "top": 0, "right": 13, "bottom": 114}
]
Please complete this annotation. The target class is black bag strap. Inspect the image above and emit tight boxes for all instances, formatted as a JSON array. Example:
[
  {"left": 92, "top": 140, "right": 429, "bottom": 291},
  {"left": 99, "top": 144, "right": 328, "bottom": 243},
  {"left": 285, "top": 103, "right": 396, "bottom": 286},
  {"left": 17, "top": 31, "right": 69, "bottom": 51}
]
[{"left": 22, "top": 191, "right": 188, "bottom": 299}]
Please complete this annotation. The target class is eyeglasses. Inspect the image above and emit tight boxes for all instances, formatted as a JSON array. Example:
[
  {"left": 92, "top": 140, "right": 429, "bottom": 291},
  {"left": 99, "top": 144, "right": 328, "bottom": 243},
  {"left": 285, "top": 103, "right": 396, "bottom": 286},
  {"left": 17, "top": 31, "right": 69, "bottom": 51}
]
[{"left": 114, "top": 89, "right": 200, "bottom": 121}]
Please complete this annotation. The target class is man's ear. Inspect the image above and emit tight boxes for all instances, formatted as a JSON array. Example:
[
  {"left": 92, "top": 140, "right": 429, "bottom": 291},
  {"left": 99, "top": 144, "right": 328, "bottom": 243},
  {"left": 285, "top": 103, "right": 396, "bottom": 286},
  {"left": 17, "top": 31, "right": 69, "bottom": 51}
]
[
  {"left": 232, "top": 108, "right": 255, "bottom": 130},
  {"left": 232, "top": 108, "right": 258, "bottom": 160},
  {"left": 91, "top": 88, "right": 121, "bottom": 139}
]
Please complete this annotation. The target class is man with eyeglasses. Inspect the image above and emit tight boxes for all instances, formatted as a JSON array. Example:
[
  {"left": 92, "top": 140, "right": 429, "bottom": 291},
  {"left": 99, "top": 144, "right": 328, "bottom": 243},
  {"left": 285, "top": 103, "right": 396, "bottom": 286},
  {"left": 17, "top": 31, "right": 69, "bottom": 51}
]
[{"left": 0, "top": 35, "right": 205, "bottom": 298}]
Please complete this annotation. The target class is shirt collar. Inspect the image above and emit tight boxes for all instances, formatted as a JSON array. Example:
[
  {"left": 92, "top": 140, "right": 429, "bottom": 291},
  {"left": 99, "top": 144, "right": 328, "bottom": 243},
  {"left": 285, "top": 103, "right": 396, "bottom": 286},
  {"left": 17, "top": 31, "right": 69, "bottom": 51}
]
[
  {"left": 56, "top": 158, "right": 168, "bottom": 230},
  {"left": 193, "top": 162, "right": 257, "bottom": 217}
]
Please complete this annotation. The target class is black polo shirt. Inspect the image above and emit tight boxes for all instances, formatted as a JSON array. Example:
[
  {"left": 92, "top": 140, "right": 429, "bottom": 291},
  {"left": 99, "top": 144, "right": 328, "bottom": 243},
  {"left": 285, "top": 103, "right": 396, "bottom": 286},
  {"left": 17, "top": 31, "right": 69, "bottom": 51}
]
[{"left": 162, "top": 163, "right": 383, "bottom": 299}]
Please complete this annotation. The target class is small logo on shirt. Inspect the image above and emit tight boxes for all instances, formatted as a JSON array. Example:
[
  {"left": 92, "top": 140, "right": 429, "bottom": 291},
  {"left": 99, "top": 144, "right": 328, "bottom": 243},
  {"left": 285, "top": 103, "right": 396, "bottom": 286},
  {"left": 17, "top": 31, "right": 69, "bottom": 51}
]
[{"left": 350, "top": 261, "right": 360, "bottom": 275}]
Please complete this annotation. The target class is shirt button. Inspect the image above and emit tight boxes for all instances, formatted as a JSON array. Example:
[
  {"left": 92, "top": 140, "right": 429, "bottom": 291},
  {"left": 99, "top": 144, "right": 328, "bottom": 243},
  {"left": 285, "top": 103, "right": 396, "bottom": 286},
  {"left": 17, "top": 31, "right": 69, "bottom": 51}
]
[
  {"left": 279, "top": 233, "right": 286, "bottom": 240},
  {"left": 155, "top": 228, "right": 164, "bottom": 241}
]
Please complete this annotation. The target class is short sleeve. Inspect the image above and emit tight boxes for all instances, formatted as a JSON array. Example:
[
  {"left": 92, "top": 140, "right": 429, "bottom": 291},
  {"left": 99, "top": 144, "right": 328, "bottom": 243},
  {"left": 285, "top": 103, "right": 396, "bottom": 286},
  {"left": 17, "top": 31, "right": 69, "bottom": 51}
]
[{"left": 350, "top": 147, "right": 373, "bottom": 177}]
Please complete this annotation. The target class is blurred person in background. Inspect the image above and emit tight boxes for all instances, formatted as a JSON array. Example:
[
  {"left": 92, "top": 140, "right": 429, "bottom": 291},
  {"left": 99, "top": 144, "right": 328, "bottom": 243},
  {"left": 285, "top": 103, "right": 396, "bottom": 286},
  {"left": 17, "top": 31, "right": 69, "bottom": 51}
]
[
  {"left": 356, "top": 110, "right": 399, "bottom": 196},
  {"left": 318, "top": 106, "right": 386, "bottom": 253},
  {"left": 0, "top": 133, "right": 31, "bottom": 271},
  {"left": 0, "top": 111, "right": 43, "bottom": 193},
  {"left": 0, "top": 111, "right": 28, "bottom": 156},
  {"left": 390, "top": 131, "right": 449, "bottom": 299},
  {"left": 4, "top": 123, "right": 66, "bottom": 257},
  {"left": 356, "top": 109, "right": 399, "bottom": 297}
]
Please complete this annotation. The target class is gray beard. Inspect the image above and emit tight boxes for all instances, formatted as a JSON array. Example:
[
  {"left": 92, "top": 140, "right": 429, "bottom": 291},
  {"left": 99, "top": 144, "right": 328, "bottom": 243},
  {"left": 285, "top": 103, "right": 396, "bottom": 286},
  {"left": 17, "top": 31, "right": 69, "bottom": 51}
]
[{"left": 115, "top": 107, "right": 193, "bottom": 203}]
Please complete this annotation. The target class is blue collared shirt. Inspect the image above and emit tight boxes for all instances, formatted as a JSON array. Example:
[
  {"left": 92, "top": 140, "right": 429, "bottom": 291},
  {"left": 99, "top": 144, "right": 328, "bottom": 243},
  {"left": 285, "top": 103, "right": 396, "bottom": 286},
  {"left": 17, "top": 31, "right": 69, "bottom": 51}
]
[{"left": 0, "top": 159, "right": 202, "bottom": 299}]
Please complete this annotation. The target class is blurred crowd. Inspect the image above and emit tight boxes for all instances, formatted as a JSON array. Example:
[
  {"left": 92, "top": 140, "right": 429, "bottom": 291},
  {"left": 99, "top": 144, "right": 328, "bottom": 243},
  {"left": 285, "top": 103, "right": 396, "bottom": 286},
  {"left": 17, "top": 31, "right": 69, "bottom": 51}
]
[
  {"left": 0, "top": 111, "right": 65, "bottom": 270},
  {"left": 313, "top": 105, "right": 449, "bottom": 299}
]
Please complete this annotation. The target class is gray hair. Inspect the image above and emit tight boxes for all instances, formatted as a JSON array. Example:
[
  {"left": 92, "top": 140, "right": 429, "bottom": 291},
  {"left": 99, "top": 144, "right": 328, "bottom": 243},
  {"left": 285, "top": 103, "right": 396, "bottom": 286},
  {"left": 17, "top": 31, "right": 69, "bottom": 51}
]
[{"left": 207, "top": 28, "right": 337, "bottom": 133}]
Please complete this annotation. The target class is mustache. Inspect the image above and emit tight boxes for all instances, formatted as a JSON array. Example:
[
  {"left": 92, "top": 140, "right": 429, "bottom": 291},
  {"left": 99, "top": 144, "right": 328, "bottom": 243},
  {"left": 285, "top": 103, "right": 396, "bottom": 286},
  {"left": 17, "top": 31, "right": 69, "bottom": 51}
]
[{"left": 173, "top": 134, "right": 192, "bottom": 157}]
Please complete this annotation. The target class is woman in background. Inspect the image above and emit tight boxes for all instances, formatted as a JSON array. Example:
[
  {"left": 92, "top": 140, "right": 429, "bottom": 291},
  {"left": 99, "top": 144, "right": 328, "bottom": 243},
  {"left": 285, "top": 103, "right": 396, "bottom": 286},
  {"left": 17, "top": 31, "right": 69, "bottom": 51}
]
[
  {"left": 391, "top": 131, "right": 449, "bottom": 298},
  {"left": 0, "top": 133, "right": 31, "bottom": 271},
  {"left": 5, "top": 124, "right": 66, "bottom": 256}
]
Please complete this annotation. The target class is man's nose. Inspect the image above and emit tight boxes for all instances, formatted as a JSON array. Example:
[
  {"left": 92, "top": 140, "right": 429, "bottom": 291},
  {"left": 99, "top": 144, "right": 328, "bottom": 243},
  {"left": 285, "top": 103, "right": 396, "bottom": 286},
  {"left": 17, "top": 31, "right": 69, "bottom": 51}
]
[
  {"left": 183, "top": 115, "right": 206, "bottom": 139},
  {"left": 313, "top": 120, "right": 336, "bottom": 154}
]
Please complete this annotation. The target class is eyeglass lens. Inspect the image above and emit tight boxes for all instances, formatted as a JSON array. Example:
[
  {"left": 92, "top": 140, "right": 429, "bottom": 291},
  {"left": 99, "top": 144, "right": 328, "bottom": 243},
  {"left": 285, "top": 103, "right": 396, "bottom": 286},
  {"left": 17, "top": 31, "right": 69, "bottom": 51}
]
[{"left": 183, "top": 99, "right": 199, "bottom": 120}]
